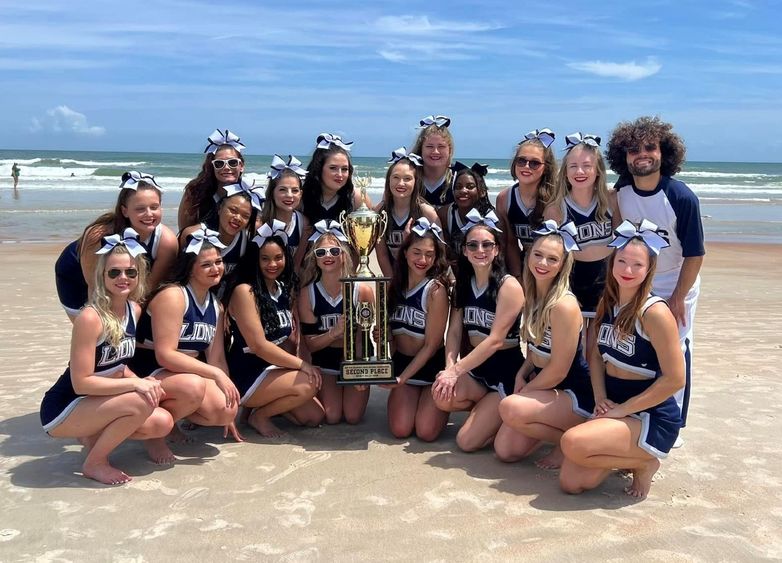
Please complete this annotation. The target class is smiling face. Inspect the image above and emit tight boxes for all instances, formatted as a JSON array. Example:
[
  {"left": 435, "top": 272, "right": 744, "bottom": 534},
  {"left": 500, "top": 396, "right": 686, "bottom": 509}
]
[
  {"left": 103, "top": 252, "right": 139, "bottom": 298},
  {"left": 190, "top": 247, "right": 224, "bottom": 289},
  {"left": 405, "top": 236, "right": 436, "bottom": 278},
  {"left": 612, "top": 240, "right": 651, "bottom": 290},
  {"left": 218, "top": 195, "right": 252, "bottom": 237},
  {"left": 513, "top": 143, "right": 546, "bottom": 188},
  {"left": 212, "top": 147, "right": 244, "bottom": 186},
  {"left": 453, "top": 171, "right": 481, "bottom": 211},
  {"left": 259, "top": 241, "right": 286, "bottom": 281},
  {"left": 321, "top": 153, "right": 351, "bottom": 196},
  {"left": 528, "top": 236, "right": 565, "bottom": 282},
  {"left": 625, "top": 138, "right": 662, "bottom": 178},
  {"left": 273, "top": 175, "right": 303, "bottom": 214},
  {"left": 421, "top": 133, "right": 451, "bottom": 170},
  {"left": 121, "top": 187, "right": 162, "bottom": 237},
  {"left": 565, "top": 145, "right": 598, "bottom": 192},
  {"left": 388, "top": 161, "right": 417, "bottom": 201},
  {"left": 314, "top": 234, "right": 344, "bottom": 274},
  {"left": 463, "top": 225, "right": 499, "bottom": 269}
]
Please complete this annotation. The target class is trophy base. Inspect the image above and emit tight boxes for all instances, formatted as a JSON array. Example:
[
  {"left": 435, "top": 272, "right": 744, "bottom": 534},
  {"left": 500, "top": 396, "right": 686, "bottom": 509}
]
[{"left": 338, "top": 360, "right": 395, "bottom": 385}]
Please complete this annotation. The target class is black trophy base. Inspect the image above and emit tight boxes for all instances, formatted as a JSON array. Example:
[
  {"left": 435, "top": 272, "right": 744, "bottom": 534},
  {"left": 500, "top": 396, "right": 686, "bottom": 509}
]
[{"left": 338, "top": 359, "right": 395, "bottom": 385}]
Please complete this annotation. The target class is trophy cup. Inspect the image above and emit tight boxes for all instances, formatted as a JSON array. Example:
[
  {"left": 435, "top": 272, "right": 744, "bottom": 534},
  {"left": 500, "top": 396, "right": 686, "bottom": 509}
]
[{"left": 338, "top": 177, "right": 395, "bottom": 385}]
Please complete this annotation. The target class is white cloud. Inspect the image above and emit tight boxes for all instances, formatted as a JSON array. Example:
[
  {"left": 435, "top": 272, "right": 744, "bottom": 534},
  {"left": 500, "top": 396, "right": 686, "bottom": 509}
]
[
  {"left": 567, "top": 57, "right": 662, "bottom": 81},
  {"left": 30, "top": 105, "right": 106, "bottom": 136},
  {"left": 378, "top": 50, "right": 407, "bottom": 63},
  {"left": 375, "top": 15, "right": 499, "bottom": 35}
]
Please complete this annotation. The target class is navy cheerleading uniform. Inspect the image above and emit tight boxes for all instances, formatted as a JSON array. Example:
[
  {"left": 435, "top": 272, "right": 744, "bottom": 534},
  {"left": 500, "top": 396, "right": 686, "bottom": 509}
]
[
  {"left": 422, "top": 173, "right": 454, "bottom": 207},
  {"left": 384, "top": 209, "right": 411, "bottom": 268},
  {"left": 220, "top": 230, "right": 249, "bottom": 277},
  {"left": 285, "top": 211, "right": 305, "bottom": 259},
  {"left": 55, "top": 225, "right": 162, "bottom": 316},
  {"left": 561, "top": 196, "right": 612, "bottom": 314},
  {"left": 227, "top": 282, "right": 293, "bottom": 403},
  {"left": 301, "top": 281, "right": 357, "bottom": 376},
  {"left": 130, "top": 284, "right": 219, "bottom": 377},
  {"left": 526, "top": 307, "right": 594, "bottom": 417},
  {"left": 389, "top": 278, "right": 445, "bottom": 385},
  {"left": 462, "top": 276, "right": 523, "bottom": 396},
  {"left": 596, "top": 295, "right": 683, "bottom": 458},
  {"left": 505, "top": 184, "right": 539, "bottom": 250},
  {"left": 444, "top": 204, "right": 468, "bottom": 264},
  {"left": 40, "top": 302, "right": 138, "bottom": 432}
]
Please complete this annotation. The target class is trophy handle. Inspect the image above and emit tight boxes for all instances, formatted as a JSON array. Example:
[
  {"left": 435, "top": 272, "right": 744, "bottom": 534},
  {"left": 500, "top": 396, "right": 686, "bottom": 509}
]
[
  {"left": 338, "top": 210, "right": 353, "bottom": 248},
  {"left": 376, "top": 209, "right": 388, "bottom": 240}
]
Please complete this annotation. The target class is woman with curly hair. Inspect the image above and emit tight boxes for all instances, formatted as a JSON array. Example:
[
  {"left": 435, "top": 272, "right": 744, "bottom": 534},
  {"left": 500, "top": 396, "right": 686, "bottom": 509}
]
[
  {"left": 496, "top": 129, "right": 559, "bottom": 281},
  {"left": 411, "top": 115, "right": 455, "bottom": 207}
]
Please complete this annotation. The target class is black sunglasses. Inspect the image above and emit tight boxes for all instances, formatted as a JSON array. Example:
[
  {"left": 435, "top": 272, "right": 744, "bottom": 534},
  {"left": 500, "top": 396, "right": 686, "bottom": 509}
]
[
  {"left": 515, "top": 157, "right": 544, "bottom": 170},
  {"left": 107, "top": 268, "right": 138, "bottom": 279},
  {"left": 627, "top": 143, "right": 659, "bottom": 155},
  {"left": 212, "top": 158, "right": 241, "bottom": 170}
]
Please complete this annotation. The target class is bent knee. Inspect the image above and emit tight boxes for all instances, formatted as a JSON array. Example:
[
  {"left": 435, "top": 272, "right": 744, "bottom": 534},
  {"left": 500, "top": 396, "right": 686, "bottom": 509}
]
[
  {"left": 415, "top": 425, "right": 443, "bottom": 443},
  {"left": 456, "top": 430, "right": 484, "bottom": 453},
  {"left": 560, "top": 428, "right": 589, "bottom": 460},
  {"left": 559, "top": 474, "right": 585, "bottom": 495}
]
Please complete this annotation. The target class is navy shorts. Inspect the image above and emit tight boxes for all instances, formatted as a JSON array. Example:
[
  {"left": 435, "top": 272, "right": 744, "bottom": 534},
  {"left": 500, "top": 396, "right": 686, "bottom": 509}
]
[{"left": 469, "top": 346, "right": 524, "bottom": 397}]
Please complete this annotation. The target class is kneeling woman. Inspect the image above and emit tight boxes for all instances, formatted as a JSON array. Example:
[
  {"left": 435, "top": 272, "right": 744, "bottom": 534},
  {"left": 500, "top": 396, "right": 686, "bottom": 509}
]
[
  {"left": 297, "top": 221, "right": 371, "bottom": 425},
  {"left": 131, "top": 227, "right": 242, "bottom": 458},
  {"left": 41, "top": 237, "right": 172, "bottom": 485},
  {"left": 432, "top": 211, "right": 525, "bottom": 452},
  {"left": 495, "top": 221, "right": 594, "bottom": 469},
  {"left": 559, "top": 221, "right": 684, "bottom": 499},
  {"left": 226, "top": 221, "right": 324, "bottom": 437},
  {"left": 387, "top": 218, "right": 451, "bottom": 441}
]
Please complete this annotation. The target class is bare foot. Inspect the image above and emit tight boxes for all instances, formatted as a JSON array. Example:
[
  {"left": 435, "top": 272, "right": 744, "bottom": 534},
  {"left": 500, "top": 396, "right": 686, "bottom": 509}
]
[
  {"left": 248, "top": 410, "right": 287, "bottom": 438},
  {"left": 78, "top": 434, "right": 99, "bottom": 454},
  {"left": 144, "top": 438, "right": 176, "bottom": 465},
  {"left": 166, "top": 423, "right": 194, "bottom": 444},
  {"left": 82, "top": 461, "right": 131, "bottom": 486},
  {"left": 535, "top": 446, "right": 564, "bottom": 470},
  {"left": 625, "top": 458, "right": 661, "bottom": 499}
]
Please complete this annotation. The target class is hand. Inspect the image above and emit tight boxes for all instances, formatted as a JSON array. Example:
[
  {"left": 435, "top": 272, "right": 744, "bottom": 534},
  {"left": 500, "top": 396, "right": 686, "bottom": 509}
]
[
  {"left": 593, "top": 397, "right": 616, "bottom": 417},
  {"left": 380, "top": 377, "right": 401, "bottom": 390},
  {"left": 595, "top": 402, "right": 628, "bottom": 419},
  {"left": 432, "top": 370, "right": 458, "bottom": 402},
  {"left": 403, "top": 218, "right": 413, "bottom": 237},
  {"left": 668, "top": 292, "right": 686, "bottom": 327},
  {"left": 513, "top": 371, "right": 526, "bottom": 394},
  {"left": 223, "top": 421, "right": 245, "bottom": 442},
  {"left": 133, "top": 377, "right": 166, "bottom": 408},
  {"left": 330, "top": 316, "right": 346, "bottom": 340},
  {"left": 214, "top": 370, "right": 241, "bottom": 409},
  {"left": 301, "top": 361, "right": 322, "bottom": 390},
  {"left": 353, "top": 384, "right": 369, "bottom": 392}
]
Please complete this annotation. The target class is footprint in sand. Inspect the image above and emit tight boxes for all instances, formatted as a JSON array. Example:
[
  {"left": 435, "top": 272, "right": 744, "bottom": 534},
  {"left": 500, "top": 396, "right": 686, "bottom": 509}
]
[{"left": 169, "top": 487, "right": 210, "bottom": 510}]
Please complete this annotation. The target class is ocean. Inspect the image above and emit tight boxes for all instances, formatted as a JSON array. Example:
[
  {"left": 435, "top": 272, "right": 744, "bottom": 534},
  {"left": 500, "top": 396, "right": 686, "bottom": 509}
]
[{"left": 1, "top": 149, "right": 781, "bottom": 244}]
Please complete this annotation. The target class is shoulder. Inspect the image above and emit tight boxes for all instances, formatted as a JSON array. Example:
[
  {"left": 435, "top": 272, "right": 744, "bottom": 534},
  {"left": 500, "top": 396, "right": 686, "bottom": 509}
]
[
  {"left": 150, "top": 285, "right": 186, "bottom": 311},
  {"left": 543, "top": 202, "right": 563, "bottom": 222},
  {"left": 661, "top": 176, "right": 700, "bottom": 204},
  {"left": 551, "top": 294, "right": 581, "bottom": 322},
  {"left": 420, "top": 203, "right": 439, "bottom": 222},
  {"left": 496, "top": 187, "right": 510, "bottom": 206},
  {"left": 427, "top": 279, "right": 448, "bottom": 299},
  {"left": 82, "top": 223, "right": 109, "bottom": 248},
  {"left": 73, "top": 306, "right": 104, "bottom": 339},
  {"left": 640, "top": 299, "right": 677, "bottom": 337},
  {"left": 498, "top": 275, "right": 523, "bottom": 298},
  {"left": 158, "top": 224, "right": 179, "bottom": 248}
]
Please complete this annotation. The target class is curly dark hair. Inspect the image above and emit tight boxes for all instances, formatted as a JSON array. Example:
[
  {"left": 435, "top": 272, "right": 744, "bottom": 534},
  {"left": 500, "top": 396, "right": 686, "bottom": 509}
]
[
  {"left": 605, "top": 116, "right": 686, "bottom": 178},
  {"left": 453, "top": 225, "right": 507, "bottom": 309},
  {"left": 182, "top": 145, "right": 245, "bottom": 225},
  {"left": 146, "top": 240, "right": 221, "bottom": 303},
  {"left": 301, "top": 145, "right": 355, "bottom": 223},
  {"left": 388, "top": 230, "right": 452, "bottom": 313}
]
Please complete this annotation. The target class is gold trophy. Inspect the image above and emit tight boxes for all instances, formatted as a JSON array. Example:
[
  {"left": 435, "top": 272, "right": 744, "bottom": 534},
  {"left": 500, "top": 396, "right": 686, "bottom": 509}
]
[{"left": 338, "top": 177, "right": 395, "bottom": 384}]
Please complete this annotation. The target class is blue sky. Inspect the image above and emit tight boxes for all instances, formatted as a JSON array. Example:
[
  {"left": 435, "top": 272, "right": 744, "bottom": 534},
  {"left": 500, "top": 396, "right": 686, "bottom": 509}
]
[{"left": 1, "top": 0, "right": 781, "bottom": 161}]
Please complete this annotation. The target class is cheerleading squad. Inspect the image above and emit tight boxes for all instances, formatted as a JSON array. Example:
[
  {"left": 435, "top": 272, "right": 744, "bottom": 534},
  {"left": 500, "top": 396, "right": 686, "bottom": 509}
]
[{"left": 42, "top": 115, "right": 704, "bottom": 500}]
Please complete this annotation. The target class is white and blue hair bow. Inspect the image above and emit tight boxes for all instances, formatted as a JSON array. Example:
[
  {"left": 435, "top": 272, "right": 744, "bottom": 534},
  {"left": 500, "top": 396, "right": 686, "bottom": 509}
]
[
  {"left": 268, "top": 154, "right": 307, "bottom": 180},
  {"left": 608, "top": 219, "right": 670, "bottom": 256},
  {"left": 461, "top": 209, "right": 502, "bottom": 233},
  {"left": 451, "top": 160, "right": 489, "bottom": 178},
  {"left": 96, "top": 228, "right": 147, "bottom": 257},
  {"left": 564, "top": 132, "right": 601, "bottom": 150},
  {"left": 120, "top": 170, "right": 162, "bottom": 191},
  {"left": 522, "top": 128, "right": 556, "bottom": 148},
  {"left": 253, "top": 219, "right": 289, "bottom": 247},
  {"left": 316, "top": 133, "right": 353, "bottom": 152},
  {"left": 223, "top": 178, "right": 265, "bottom": 211},
  {"left": 204, "top": 129, "right": 246, "bottom": 154},
  {"left": 185, "top": 224, "right": 226, "bottom": 254},
  {"left": 308, "top": 220, "right": 348, "bottom": 243},
  {"left": 388, "top": 147, "right": 423, "bottom": 167},
  {"left": 411, "top": 217, "right": 445, "bottom": 243},
  {"left": 418, "top": 115, "right": 451, "bottom": 128},
  {"left": 532, "top": 220, "right": 581, "bottom": 253}
]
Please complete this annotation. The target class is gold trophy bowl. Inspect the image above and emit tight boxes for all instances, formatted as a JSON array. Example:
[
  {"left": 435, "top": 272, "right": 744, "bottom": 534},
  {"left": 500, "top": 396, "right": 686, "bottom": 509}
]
[{"left": 339, "top": 178, "right": 387, "bottom": 278}]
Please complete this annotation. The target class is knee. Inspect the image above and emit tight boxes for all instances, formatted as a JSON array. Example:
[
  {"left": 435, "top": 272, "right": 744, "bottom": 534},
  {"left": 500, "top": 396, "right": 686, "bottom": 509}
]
[
  {"left": 344, "top": 412, "right": 364, "bottom": 425},
  {"left": 559, "top": 472, "right": 585, "bottom": 495},
  {"left": 493, "top": 436, "right": 519, "bottom": 463},
  {"left": 146, "top": 408, "right": 175, "bottom": 438},
  {"left": 123, "top": 392, "right": 156, "bottom": 419},
  {"left": 456, "top": 428, "right": 482, "bottom": 453},
  {"left": 388, "top": 418, "right": 413, "bottom": 439},
  {"left": 301, "top": 409, "right": 325, "bottom": 428},
  {"left": 498, "top": 395, "right": 528, "bottom": 427},
  {"left": 175, "top": 374, "right": 208, "bottom": 409},
  {"left": 560, "top": 428, "right": 588, "bottom": 462},
  {"left": 415, "top": 424, "right": 443, "bottom": 443}
]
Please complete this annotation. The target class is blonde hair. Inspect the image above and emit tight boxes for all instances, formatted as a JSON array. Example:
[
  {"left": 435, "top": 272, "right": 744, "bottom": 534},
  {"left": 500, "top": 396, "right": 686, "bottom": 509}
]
[
  {"left": 412, "top": 124, "right": 455, "bottom": 204},
  {"left": 521, "top": 234, "right": 574, "bottom": 345},
  {"left": 299, "top": 233, "right": 354, "bottom": 287},
  {"left": 90, "top": 245, "right": 148, "bottom": 347},
  {"left": 552, "top": 143, "right": 611, "bottom": 222}
]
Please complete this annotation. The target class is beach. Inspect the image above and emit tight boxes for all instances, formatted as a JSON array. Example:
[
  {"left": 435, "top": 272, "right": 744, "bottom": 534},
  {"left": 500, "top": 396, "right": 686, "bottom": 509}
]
[{"left": 0, "top": 241, "right": 780, "bottom": 561}]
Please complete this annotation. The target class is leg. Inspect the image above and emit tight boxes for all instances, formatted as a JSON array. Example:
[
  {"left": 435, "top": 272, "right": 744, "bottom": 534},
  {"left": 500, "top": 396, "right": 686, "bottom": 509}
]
[
  {"left": 245, "top": 369, "right": 319, "bottom": 437},
  {"left": 560, "top": 417, "right": 661, "bottom": 498},
  {"left": 387, "top": 385, "right": 421, "bottom": 439},
  {"left": 155, "top": 371, "right": 207, "bottom": 421},
  {"left": 286, "top": 397, "right": 325, "bottom": 427},
  {"left": 456, "top": 392, "right": 502, "bottom": 453},
  {"left": 493, "top": 422, "right": 541, "bottom": 463},
  {"left": 131, "top": 408, "right": 176, "bottom": 465},
  {"left": 432, "top": 372, "right": 485, "bottom": 413},
  {"left": 318, "top": 374, "right": 344, "bottom": 425},
  {"left": 188, "top": 378, "right": 239, "bottom": 427},
  {"left": 342, "top": 385, "right": 370, "bottom": 425},
  {"left": 414, "top": 388, "right": 450, "bottom": 442},
  {"left": 49, "top": 393, "right": 154, "bottom": 485}
]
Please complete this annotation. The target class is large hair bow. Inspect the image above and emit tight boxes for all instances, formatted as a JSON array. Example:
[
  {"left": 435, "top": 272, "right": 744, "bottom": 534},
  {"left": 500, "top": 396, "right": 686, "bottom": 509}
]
[
  {"left": 532, "top": 220, "right": 581, "bottom": 253},
  {"left": 308, "top": 220, "right": 348, "bottom": 243},
  {"left": 564, "top": 132, "right": 601, "bottom": 150},
  {"left": 185, "top": 224, "right": 226, "bottom": 254},
  {"left": 388, "top": 147, "right": 423, "bottom": 167},
  {"left": 522, "top": 128, "right": 556, "bottom": 148},
  {"left": 316, "top": 133, "right": 353, "bottom": 152},
  {"left": 223, "top": 178, "right": 265, "bottom": 211},
  {"left": 253, "top": 219, "right": 289, "bottom": 247},
  {"left": 608, "top": 219, "right": 670, "bottom": 256},
  {"left": 268, "top": 154, "right": 307, "bottom": 180},
  {"left": 96, "top": 228, "right": 147, "bottom": 257},
  {"left": 204, "top": 129, "right": 246, "bottom": 154},
  {"left": 418, "top": 115, "right": 451, "bottom": 128},
  {"left": 451, "top": 160, "right": 489, "bottom": 178},
  {"left": 119, "top": 170, "right": 162, "bottom": 191},
  {"left": 411, "top": 217, "right": 445, "bottom": 243},
  {"left": 461, "top": 209, "right": 502, "bottom": 233}
]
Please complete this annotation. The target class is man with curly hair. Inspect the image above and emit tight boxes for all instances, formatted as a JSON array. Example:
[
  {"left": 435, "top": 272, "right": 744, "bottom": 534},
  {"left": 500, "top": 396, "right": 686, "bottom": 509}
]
[{"left": 605, "top": 116, "right": 704, "bottom": 441}]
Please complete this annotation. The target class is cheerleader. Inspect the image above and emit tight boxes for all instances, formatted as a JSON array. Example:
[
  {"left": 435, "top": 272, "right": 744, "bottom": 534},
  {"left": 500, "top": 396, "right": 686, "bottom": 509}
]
[
  {"left": 262, "top": 154, "right": 309, "bottom": 269},
  {"left": 411, "top": 114, "right": 455, "bottom": 207}
]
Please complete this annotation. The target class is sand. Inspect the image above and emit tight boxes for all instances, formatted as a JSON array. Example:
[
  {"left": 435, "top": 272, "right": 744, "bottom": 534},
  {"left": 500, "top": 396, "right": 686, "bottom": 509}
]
[{"left": 0, "top": 242, "right": 780, "bottom": 561}]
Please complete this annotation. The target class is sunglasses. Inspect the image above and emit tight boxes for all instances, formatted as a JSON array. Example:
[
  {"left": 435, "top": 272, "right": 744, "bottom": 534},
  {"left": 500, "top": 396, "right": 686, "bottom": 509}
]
[
  {"left": 212, "top": 158, "right": 242, "bottom": 170},
  {"left": 315, "top": 247, "right": 342, "bottom": 258},
  {"left": 464, "top": 241, "right": 497, "bottom": 251},
  {"left": 627, "top": 143, "right": 659, "bottom": 155},
  {"left": 515, "top": 157, "right": 544, "bottom": 170},
  {"left": 107, "top": 268, "right": 138, "bottom": 279}
]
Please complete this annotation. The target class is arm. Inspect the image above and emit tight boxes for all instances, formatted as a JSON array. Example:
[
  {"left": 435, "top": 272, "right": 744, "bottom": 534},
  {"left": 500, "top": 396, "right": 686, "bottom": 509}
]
[
  {"left": 608, "top": 189, "right": 622, "bottom": 228},
  {"left": 204, "top": 304, "right": 240, "bottom": 407},
  {"left": 599, "top": 303, "right": 685, "bottom": 418},
  {"left": 375, "top": 237, "right": 394, "bottom": 278},
  {"left": 588, "top": 327, "right": 611, "bottom": 415},
  {"left": 669, "top": 256, "right": 703, "bottom": 327},
  {"left": 496, "top": 189, "right": 523, "bottom": 278},
  {"left": 177, "top": 191, "right": 197, "bottom": 232},
  {"left": 443, "top": 306, "right": 464, "bottom": 369},
  {"left": 396, "top": 282, "right": 448, "bottom": 384},
  {"left": 78, "top": 225, "right": 108, "bottom": 298},
  {"left": 543, "top": 202, "right": 564, "bottom": 224},
  {"left": 298, "top": 285, "right": 343, "bottom": 354},
  {"left": 146, "top": 226, "right": 178, "bottom": 297},
  {"left": 436, "top": 205, "right": 449, "bottom": 237},
  {"left": 421, "top": 204, "right": 441, "bottom": 227},
  {"left": 522, "top": 297, "right": 582, "bottom": 392},
  {"left": 513, "top": 355, "right": 536, "bottom": 394},
  {"left": 292, "top": 216, "right": 310, "bottom": 270}
]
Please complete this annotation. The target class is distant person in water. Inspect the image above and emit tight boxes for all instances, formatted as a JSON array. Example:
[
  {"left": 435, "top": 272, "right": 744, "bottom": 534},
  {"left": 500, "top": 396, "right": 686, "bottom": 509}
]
[
  {"left": 605, "top": 116, "right": 704, "bottom": 438},
  {"left": 12, "top": 162, "right": 20, "bottom": 191}
]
